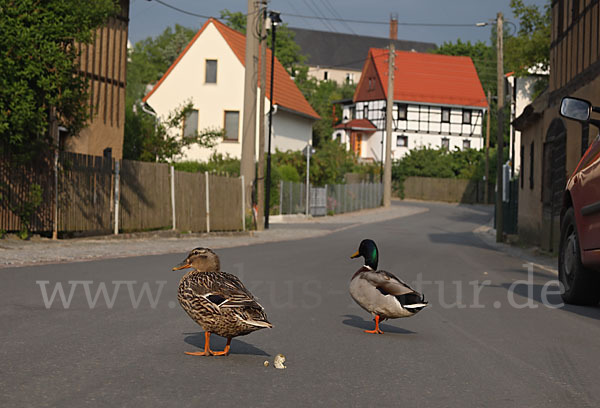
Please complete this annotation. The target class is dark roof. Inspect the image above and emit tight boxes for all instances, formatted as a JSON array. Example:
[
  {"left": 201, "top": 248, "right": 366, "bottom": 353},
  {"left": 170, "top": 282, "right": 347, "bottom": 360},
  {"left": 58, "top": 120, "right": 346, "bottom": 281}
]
[{"left": 289, "top": 27, "right": 437, "bottom": 71}]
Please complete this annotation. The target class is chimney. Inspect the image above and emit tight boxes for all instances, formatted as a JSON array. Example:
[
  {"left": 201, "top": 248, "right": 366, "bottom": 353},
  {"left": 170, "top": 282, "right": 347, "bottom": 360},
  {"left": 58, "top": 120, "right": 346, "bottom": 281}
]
[{"left": 389, "top": 13, "right": 398, "bottom": 40}]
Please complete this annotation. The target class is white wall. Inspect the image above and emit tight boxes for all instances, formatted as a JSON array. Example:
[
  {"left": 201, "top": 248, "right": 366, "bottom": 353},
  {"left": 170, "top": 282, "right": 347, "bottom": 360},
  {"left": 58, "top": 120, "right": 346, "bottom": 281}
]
[
  {"left": 307, "top": 66, "right": 360, "bottom": 84},
  {"left": 334, "top": 101, "right": 485, "bottom": 161},
  {"left": 271, "top": 109, "right": 313, "bottom": 152},
  {"left": 146, "top": 22, "right": 314, "bottom": 163},
  {"left": 508, "top": 75, "right": 543, "bottom": 176}
]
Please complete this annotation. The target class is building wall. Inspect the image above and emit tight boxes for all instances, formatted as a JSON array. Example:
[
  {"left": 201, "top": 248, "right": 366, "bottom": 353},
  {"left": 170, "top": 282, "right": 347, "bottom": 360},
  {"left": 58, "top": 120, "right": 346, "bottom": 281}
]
[
  {"left": 146, "top": 22, "right": 314, "bottom": 162},
  {"left": 147, "top": 23, "right": 246, "bottom": 162},
  {"left": 307, "top": 66, "right": 360, "bottom": 84},
  {"left": 334, "top": 99, "right": 485, "bottom": 161},
  {"left": 271, "top": 109, "right": 314, "bottom": 152},
  {"left": 517, "top": 0, "right": 600, "bottom": 251},
  {"left": 66, "top": 0, "right": 129, "bottom": 159},
  {"left": 508, "top": 75, "right": 545, "bottom": 175}
]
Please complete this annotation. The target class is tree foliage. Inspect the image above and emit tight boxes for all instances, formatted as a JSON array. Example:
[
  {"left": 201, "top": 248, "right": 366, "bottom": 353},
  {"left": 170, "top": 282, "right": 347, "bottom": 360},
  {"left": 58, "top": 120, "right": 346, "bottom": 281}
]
[
  {"left": 433, "top": 39, "right": 497, "bottom": 96},
  {"left": 0, "top": 0, "right": 118, "bottom": 157},
  {"left": 126, "top": 24, "right": 196, "bottom": 106},
  {"left": 504, "top": 0, "right": 551, "bottom": 77},
  {"left": 124, "top": 102, "right": 222, "bottom": 163}
]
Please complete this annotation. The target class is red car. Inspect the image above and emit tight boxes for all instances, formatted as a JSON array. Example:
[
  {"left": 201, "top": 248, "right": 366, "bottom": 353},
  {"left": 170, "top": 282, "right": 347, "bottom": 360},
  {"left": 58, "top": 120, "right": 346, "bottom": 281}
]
[{"left": 559, "top": 97, "right": 600, "bottom": 305}]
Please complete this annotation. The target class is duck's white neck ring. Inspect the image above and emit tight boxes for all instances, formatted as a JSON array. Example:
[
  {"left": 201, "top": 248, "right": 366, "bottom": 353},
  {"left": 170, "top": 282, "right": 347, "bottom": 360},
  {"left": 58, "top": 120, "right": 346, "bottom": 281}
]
[{"left": 363, "top": 265, "right": 374, "bottom": 271}]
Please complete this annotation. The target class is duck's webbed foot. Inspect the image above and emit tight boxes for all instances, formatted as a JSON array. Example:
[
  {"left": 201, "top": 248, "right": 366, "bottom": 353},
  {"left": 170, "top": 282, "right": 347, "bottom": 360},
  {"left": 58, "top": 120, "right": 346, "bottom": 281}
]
[{"left": 364, "top": 315, "right": 384, "bottom": 334}]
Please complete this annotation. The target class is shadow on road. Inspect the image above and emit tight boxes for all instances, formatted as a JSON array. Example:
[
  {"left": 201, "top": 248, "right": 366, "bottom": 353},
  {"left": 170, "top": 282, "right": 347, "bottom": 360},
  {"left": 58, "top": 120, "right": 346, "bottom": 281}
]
[
  {"left": 499, "top": 283, "right": 600, "bottom": 321},
  {"left": 183, "top": 332, "right": 270, "bottom": 356},
  {"left": 342, "top": 314, "right": 415, "bottom": 334},
  {"left": 428, "top": 231, "right": 492, "bottom": 250}
]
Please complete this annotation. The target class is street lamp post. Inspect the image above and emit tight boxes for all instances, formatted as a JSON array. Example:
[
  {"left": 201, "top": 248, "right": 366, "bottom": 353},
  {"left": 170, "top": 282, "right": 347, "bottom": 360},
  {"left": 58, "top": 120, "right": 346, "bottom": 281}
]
[{"left": 264, "top": 10, "right": 281, "bottom": 229}]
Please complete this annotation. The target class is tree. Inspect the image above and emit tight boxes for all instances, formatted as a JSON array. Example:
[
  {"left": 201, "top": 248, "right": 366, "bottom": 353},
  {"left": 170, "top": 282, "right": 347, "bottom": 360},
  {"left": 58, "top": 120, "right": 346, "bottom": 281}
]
[
  {"left": 0, "top": 0, "right": 118, "bottom": 158},
  {"left": 505, "top": 0, "right": 551, "bottom": 97},
  {"left": 297, "top": 78, "right": 356, "bottom": 147},
  {"left": 126, "top": 24, "right": 197, "bottom": 107},
  {"left": 432, "top": 39, "right": 497, "bottom": 95},
  {"left": 123, "top": 102, "right": 223, "bottom": 163},
  {"left": 505, "top": 0, "right": 551, "bottom": 77}
]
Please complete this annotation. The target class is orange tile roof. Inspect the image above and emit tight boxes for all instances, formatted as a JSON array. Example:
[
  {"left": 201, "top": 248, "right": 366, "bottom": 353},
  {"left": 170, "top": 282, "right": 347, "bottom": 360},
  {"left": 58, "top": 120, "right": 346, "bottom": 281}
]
[
  {"left": 363, "top": 48, "right": 488, "bottom": 109},
  {"left": 143, "top": 18, "right": 320, "bottom": 120}
]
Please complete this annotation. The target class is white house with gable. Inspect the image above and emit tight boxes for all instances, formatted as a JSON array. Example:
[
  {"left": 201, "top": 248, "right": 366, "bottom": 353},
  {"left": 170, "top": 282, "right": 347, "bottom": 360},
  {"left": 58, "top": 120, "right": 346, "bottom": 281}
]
[
  {"left": 143, "top": 18, "right": 320, "bottom": 162},
  {"left": 333, "top": 49, "right": 488, "bottom": 161}
]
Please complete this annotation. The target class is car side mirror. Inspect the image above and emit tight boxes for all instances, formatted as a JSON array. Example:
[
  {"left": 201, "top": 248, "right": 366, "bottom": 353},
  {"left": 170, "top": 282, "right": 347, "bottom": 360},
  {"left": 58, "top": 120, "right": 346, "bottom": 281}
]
[{"left": 560, "top": 97, "right": 591, "bottom": 121}]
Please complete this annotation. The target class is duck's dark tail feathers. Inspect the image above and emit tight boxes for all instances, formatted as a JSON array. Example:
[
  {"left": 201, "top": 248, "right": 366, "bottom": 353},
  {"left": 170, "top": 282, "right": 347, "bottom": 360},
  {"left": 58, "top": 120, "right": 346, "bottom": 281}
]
[{"left": 397, "top": 292, "right": 428, "bottom": 313}]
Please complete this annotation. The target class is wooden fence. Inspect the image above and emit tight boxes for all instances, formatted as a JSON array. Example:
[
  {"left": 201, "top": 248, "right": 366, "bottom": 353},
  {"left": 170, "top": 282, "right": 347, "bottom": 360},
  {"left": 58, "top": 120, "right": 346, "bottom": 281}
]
[
  {"left": 119, "top": 160, "right": 171, "bottom": 231},
  {"left": 59, "top": 152, "right": 113, "bottom": 233},
  {"left": 0, "top": 152, "right": 244, "bottom": 236},
  {"left": 403, "top": 176, "right": 494, "bottom": 204},
  {"left": 0, "top": 154, "right": 54, "bottom": 232}
]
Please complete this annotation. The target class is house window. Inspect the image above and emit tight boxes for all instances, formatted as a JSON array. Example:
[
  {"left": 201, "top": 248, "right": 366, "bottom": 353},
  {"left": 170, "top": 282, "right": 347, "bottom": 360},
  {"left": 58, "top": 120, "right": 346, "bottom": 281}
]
[
  {"left": 205, "top": 59, "right": 217, "bottom": 83},
  {"left": 363, "top": 104, "right": 368, "bottom": 119},
  {"left": 441, "top": 137, "right": 450, "bottom": 149},
  {"left": 462, "top": 139, "right": 471, "bottom": 150},
  {"left": 368, "top": 77, "right": 374, "bottom": 91},
  {"left": 529, "top": 141, "right": 534, "bottom": 189},
  {"left": 350, "top": 106, "right": 356, "bottom": 120},
  {"left": 224, "top": 110, "right": 239, "bottom": 141},
  {"left": 462, "top": 109, "right": 472, "bottom": 124},
  {"left": 345, "top": 73, "right": 354, "bottom": 83},
  {"left": 396, "top": 135, "right": 408, "bottom": 147},
  {"left": 183, "top": 109, "right": 199, "bottom": 138},
  {"left": 441, "top": 108, "right": 450, "bottom": 123},
  {"left": 396, "top": 104, "right": 407, "bottom": 120},
  {"left": 324, "top": 71, "right": 328, "bottom": 80}
]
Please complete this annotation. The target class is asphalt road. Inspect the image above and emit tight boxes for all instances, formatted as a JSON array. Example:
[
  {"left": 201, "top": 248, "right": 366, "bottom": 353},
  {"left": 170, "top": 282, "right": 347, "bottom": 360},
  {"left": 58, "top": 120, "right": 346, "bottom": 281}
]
[{"left": 2, "top": 201, "right": 600, "bottom": 407}]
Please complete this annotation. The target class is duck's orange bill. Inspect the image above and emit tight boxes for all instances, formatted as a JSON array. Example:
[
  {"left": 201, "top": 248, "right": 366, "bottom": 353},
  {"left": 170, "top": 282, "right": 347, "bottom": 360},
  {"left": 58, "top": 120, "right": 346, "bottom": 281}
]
[
  {"left": 172, "top": 261, "right": 191, "bottom": 271},
  {"left": 350, "top": 251, "right": 360, "bottom": 259}
]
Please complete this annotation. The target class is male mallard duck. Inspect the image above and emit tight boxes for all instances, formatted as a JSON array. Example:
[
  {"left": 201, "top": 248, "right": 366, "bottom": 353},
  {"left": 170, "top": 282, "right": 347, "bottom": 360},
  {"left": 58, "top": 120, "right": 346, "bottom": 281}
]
[
  {"left": 349, "top": 239, "right": 427, "bottom": 334},
  {"left": 173, "top": 247, "right": 272, "bottom": 356}
]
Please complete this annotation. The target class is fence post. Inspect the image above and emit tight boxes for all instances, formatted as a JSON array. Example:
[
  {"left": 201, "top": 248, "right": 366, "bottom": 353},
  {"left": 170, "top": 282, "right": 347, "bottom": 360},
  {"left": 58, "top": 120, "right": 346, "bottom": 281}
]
[
  {"left": 279, "top": 180, "right": 283, "bottom": 215},
  {"left": 170, "top": 165, "right": 176, "bottom": 230},
  {"left": 241, "top": 175, "right": 245, "bottom": 231},
  {"left": 53, "top": 149, "right": 59, "bottom": 239},
  {"left": 114, "top": 160, "right": 120, "bottom": 235},
  {"left": 205, "top": 172, "right": 210, "bottom": 233},
  {"left": 289, "top": 181, "right": 292, "bottom": 214}
]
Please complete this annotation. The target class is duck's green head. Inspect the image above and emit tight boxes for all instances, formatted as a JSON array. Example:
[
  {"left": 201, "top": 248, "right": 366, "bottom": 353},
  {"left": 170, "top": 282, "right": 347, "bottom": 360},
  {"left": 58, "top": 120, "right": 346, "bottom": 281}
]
[{"left": 350, "top": 239, "right": 379, "bottom": 270}]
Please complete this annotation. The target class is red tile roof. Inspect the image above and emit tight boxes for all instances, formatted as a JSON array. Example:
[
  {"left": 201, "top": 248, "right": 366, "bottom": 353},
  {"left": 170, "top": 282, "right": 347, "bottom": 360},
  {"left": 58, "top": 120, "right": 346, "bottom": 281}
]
[
  {"left": 360, "top": 49, "right": 488, "bottom": 109},
  {"left": 334, "top": 118, "right": 377, "bottom": 131},
  {"left": 143, "top": 19, "right": 320, "bottom": 120}
]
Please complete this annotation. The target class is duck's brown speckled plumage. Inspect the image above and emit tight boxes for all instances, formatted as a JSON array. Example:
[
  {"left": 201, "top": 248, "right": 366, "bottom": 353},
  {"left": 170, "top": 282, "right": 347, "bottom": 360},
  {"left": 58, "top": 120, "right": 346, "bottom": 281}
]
[
  {"left": 177, "top": 269, "right": 271, "bottom": 338},
  {"left": 174, "top": 247, "right": 272, "bottom": 340}
]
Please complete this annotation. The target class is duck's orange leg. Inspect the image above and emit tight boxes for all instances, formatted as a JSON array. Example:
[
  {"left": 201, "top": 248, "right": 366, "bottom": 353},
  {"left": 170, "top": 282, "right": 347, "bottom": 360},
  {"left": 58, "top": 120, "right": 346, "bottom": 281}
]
[
  {"left": 185, "top": 331, "right": 212, "bottom": 356},
  {"left": 364, "top": 315, "right": 384, "bottom": 334},
  {"left": 211, "top": 337, "right": 232, "bottom": 356}
]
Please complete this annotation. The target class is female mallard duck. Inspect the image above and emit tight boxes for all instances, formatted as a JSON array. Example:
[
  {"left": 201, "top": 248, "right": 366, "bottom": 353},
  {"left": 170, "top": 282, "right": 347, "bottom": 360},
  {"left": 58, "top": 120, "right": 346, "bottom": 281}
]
[
  {"left": 173, "top": 247, "right": 272, "bottom": 356},
  {"left": 349, "top": 239, "right": 427, "bottom": 334}
]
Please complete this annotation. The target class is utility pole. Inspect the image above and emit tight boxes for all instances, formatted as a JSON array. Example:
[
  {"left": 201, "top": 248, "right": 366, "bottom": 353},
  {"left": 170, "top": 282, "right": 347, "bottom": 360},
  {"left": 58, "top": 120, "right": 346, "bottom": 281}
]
[
  {"left": 256, "top": 1, "right": 267, "bottom": 231},
  {"left": 485, "top": 90, "right": 491, "bottom": 205},
  {"left": 240, "top": 0, "right": 259, "bottom": 211},
  {"left": 496, "top": 12, "right": 504, "bottom": 243},
  {"left": 383, "top": 42, "right": 395, "bottom": 207}
]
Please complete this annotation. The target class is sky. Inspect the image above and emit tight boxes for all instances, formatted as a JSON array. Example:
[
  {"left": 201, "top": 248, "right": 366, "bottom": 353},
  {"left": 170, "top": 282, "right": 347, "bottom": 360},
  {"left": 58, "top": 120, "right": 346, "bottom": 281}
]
[{"left": 128, "top": 0, "right": 550, "bottom": 46}]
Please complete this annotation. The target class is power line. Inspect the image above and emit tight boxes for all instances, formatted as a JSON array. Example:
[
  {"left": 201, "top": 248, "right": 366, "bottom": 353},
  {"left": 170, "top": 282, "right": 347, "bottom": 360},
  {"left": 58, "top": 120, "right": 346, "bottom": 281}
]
[
  {"left": 152, "top": 0, "right": 212, "bottom": 19},
  {"left": 281, "top": 12, "right": 488, "bottom": 28}
]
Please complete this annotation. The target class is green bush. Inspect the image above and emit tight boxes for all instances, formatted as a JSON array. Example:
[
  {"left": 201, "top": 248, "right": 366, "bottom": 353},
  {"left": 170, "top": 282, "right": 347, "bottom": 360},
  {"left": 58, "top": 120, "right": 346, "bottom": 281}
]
[
  {"left": 278, "top": 164, "right": 301, "bottom": 182},
  {"left": 391, "top": 147, "right": 502, "bottom": 198},
  {"left": 173, "top": 153, "right": 240, "bottom": 176}
]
